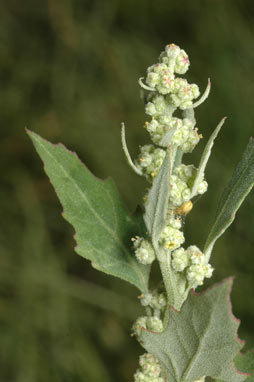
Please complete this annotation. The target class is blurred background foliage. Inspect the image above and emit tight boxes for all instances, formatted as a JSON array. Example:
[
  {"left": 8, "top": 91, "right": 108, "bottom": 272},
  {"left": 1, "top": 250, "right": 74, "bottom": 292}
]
[{"left": 1, "top": 0, "right": 254, "bottom": 380}]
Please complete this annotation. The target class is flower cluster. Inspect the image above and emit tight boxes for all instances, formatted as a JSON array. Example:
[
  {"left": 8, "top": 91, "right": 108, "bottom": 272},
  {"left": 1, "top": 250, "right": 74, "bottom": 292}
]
[
  {"left": 140, "top": 290, "right": 167, "bottom": 312},
  {"left": 170, "top": 164, "right": 208, "bottom": 207},
  {"left": 134, "top": 353, "right": 164, "bottom": 382},
  {"left": 125, "top": 42, "right": 216, "bottom": 381},
  {"left": 171, "top": 119, "right": 200, "bottom": 153},
  {"left": 145, "top": 116, "right": 200, "bottom": 152},
  {"left": 135, "top": 145, "right": 166, "bottom": 181},
  {"left": 172, "top": 245, "right": 213, "bottom": 288},
  {"left": 132, "top": 236, "right": 156, "bottom": 265},
  {"left": 144, "top": 44, "right": 199, "bottom": 110},
  {"left": 159, "top": 222, "right": 184, "bottom": 251},
  {"left": 159, "top": 44, "right": 190, "bottom": 74},
  {"left": 133, "top": 316, "right": 164, "bottom": 339}
]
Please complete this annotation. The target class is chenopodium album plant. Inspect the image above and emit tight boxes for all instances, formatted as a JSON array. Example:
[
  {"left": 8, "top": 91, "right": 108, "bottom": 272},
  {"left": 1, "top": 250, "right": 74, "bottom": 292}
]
[{"left": 28, "top": 44, "right": 254, "bottom": 381}]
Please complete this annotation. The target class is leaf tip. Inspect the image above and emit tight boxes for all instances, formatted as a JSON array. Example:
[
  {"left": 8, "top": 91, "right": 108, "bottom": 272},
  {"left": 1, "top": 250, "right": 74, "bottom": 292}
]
[{"left": 231, "top": 359, "right": 251, "bottom": 378}]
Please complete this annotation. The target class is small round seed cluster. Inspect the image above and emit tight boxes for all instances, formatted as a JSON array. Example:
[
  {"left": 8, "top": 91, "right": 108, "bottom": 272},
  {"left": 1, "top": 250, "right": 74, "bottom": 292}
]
[
  {"left": 135, "top": 144, "right": 166, "bottom": 181},
  {"left": 172, "top": 245, "right": 213, "bottom": 288},
  {"left": 159, "top": 44, "right": 190, "bottom": 74},
  {"left": 171, "top": 118, "right": 200, "bottom": 153},
  {"left": 134, "top": 353, "right": 164, "bottom": 382},
  {"left": 132, "top": 237, "right": 156, "bottom": 265},
  {"left": 145, "top": 94, "right": 175, "bottom": 118},
  {"left": 140, "top": 291, "right": 167, "bottom": 311},
  {"left": 170, "top": 164, "right": 207, "bottom": 207},
  {"left": 133, "top": 316, "right": 164, "bottom": 339},
  {"left": 145, "top": 116, "right": 199, "bottom": 152},
  {"left": 159, "top": 224, "right": 184, "bottom": 251}
]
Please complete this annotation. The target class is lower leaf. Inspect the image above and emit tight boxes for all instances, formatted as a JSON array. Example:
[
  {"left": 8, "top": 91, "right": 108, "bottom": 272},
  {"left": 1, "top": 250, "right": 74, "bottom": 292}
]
[{"left": 141, "top": 278, "right": 248, "bottom": 382}]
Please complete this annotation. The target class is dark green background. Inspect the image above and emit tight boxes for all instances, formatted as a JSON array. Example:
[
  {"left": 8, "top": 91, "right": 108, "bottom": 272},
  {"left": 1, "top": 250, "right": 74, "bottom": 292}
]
[{"left": 1, "top": 1, "right": 254, "bottom": 380}]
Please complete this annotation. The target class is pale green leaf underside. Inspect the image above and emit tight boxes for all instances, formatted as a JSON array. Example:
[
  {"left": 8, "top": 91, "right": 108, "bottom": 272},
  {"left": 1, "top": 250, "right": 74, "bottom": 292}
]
[
  {"left": 144, "top": 148, "right": 171, "bottom": 243},
  {"left": 28, "top": 130, "right": 150, "bottom": 293},
  {"left": 204, "top": 138, "right": 254, "bottom": 258},
  {"left": 141, "top": 278, "right": 246, "bottom": 382}
]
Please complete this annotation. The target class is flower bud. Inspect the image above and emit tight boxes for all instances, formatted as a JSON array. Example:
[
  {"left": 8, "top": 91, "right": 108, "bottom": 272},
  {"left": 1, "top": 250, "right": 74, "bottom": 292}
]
[
  {"left": 187, "top": 262, "right": 214, "bottom": 288},
  {"left": 133, "top": 370, "right": 148, "bottom": 381},
  {"left": 146, "top": 316, "right": 164, "bottom": 332},
  {"left": 146, "top": 72, "right": 160, "bottom": 88},
  {"left": 174, "top": 50, "right": 190, "bottom": 74},
  {"left": 140, "top": 292, "right": 153, "bottom": 307},
  {"left": 150, "top": 292, "right": 167, "bottom": 310},
  {"left": 159, "top": 225, "right": 185, "bottom": 251},
  {"left": 187, "top": 264, "right": 206, "bottom": 287},
  {"left": 197, "top": 180, "right": 208, "bottom": 194},
  {"left": 139, "top": 353, "right": 161, "bottom": 378},
  {"left": 187, "top": 245, "right": 206, "bottom": 265},
  {"left": 133, "top": 316, "right": 147, "bottom": 337},
  {"left": 133, "top": 237, "right": 156, "bottom": 265},
  {"left": 172, "top": 247, "right": 189, "bottom": 272},
  {"left": 170, "top": 78, "right": 200, "bottom": 110},
  {"left": 146, "top": 63, "right": 175, "bottom": 95}
]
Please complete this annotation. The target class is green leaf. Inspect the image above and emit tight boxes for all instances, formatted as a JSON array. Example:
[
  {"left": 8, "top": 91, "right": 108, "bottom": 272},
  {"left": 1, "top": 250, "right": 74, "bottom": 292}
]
[
  {"left": 141, "top": 278, "right": 247, "bottom": 382},
  {"left": 27, "top": 130, "right": 150, "bottom": 293},
  {"left": 234, "top": 351, "right": 254, "bottom": 381},
  {"left": 144, "top": 148, "right": 171, "bottom": 243},
  {"left": 191, "top": 117, "right": 226, "bottom": 198},
  {"left": 204, "top": 137, "right": 254, "bottom": 258},
  {"left": 173, "top": 147, "right": 183, "bottom": 170}
]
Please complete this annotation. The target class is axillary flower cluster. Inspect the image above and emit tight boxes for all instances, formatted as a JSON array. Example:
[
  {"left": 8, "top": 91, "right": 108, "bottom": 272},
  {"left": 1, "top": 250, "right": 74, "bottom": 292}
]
[{"left": 121, "top": 43, "right": 216, "bottom": 382}]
